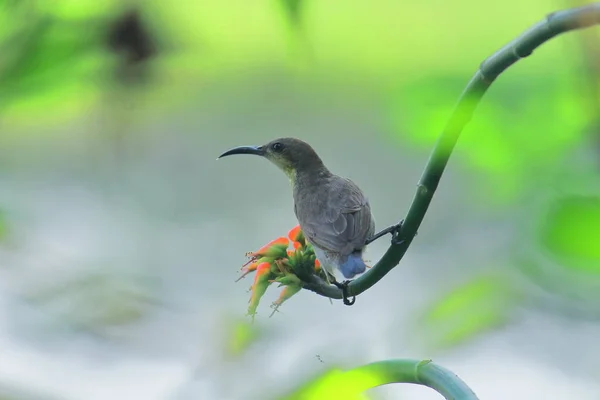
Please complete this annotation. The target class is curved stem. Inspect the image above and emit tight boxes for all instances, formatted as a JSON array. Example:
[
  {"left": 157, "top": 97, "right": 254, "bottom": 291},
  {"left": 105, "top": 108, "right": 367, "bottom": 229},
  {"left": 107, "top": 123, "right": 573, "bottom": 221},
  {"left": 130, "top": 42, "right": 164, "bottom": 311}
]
[
  {"left": 284, "top": 359, "right": 479, "bottom": 399},
  {"left": 303, "top": 3, "right": 600, "bottom": 300},
  {"left": 354, "top": 359, "right": 479, "bottom": 400}
]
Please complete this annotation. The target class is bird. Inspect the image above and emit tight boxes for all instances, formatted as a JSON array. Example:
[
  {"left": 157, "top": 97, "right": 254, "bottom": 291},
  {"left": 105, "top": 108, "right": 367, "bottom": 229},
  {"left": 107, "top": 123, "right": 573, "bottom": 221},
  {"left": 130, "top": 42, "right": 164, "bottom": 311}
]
[{"left": 218, "top": 138, "right": 378, "bottom": 303}]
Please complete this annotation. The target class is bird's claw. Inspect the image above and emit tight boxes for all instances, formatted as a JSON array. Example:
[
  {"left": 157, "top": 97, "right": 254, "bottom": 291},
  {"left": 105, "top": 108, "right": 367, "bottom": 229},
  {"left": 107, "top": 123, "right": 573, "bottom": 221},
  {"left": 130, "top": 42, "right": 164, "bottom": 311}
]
[
  {"left": 365, "top": 219, "right": 405, "bottom": 246},
  {"left": 332, "top": 280, "right": 356, "bottom": 306},
  {"left": 391, "top": 219, "right": 405, "bottom": 245}
]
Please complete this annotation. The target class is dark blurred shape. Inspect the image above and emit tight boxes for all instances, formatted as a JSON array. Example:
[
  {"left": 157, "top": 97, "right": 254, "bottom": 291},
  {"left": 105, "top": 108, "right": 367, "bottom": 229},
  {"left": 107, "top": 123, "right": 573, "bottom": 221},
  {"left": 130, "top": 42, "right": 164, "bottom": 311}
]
[
  {"left": 280, "top": 0, "right": 303, "bottom": 28},
  {"left": 106, "top": 8, "right": 157, "bottom": 82}
]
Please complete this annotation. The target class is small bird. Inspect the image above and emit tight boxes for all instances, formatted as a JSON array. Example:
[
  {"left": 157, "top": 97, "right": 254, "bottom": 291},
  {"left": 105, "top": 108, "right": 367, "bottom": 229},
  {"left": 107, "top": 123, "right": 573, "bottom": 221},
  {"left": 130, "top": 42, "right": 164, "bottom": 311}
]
[{"left": 218, "top": 138, "right": 376, "bottom": 293}]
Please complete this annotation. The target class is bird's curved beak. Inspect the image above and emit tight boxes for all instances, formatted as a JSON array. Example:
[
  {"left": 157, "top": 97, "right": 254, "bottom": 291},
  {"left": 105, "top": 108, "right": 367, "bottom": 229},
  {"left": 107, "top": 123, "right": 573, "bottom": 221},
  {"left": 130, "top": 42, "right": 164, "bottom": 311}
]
[{"left": 218, "top": 145, "right": 264, "bottom": 159}]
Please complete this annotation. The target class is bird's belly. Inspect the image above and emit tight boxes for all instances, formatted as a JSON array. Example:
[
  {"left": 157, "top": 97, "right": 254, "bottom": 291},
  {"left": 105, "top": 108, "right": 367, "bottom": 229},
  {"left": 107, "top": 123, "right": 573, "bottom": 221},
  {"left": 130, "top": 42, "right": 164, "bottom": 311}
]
[{"left": 311, "top": 244, "right": 339, "bottom": 277}]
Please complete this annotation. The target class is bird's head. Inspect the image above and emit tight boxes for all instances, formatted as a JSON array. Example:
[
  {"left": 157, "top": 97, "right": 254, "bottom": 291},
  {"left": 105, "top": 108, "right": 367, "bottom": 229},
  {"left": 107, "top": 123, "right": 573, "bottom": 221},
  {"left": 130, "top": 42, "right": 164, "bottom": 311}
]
[{"left": 218, "top": 137, "right": 324, "bottom": 179}]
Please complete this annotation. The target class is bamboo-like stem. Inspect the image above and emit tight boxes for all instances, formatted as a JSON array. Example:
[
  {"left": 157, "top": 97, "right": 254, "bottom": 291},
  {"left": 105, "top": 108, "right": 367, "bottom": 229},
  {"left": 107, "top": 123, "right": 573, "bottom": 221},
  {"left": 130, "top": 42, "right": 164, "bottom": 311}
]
[
  {"left": 283, "top": 359, "right": 479, "bottom": 399},
  {"left": 353, "top": 359, "right": 479, "bottom": 400},
  {"left": 303, "top": 3, "right": 600, "bottom": 300}
]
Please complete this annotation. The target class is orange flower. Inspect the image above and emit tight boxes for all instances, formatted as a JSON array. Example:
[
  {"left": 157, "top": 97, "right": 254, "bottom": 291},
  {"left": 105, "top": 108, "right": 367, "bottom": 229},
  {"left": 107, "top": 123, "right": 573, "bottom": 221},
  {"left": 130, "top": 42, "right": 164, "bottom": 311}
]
[
  {"left": 247, "top": 262, "right": 274, "bottom": 318},
  {"left": 247, "top": 237, "right": 289, "bottom": 260},
  {"left": 288, "top": 225, "right": 305, "bottom": 248},
  {"left": 270, "top": 284, "right": 302, "bottom": 317},
  {"left": 236, "top": 261, "right": 261, "bottom": 282},
  {"left": 235, "top": 230, "right": 325, "bottom": 318}
]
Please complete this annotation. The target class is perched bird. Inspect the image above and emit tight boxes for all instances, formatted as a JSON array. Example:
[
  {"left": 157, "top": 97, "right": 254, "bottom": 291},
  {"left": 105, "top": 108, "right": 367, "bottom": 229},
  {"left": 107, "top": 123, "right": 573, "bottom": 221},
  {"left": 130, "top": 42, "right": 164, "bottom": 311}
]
[{"left": 218, "top": 138, "right": 376, "bottom": 287}]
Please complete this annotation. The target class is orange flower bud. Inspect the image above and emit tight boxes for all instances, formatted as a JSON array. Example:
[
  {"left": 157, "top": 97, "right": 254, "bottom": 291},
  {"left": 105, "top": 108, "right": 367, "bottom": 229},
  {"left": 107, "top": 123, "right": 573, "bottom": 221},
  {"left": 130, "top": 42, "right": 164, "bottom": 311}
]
[
  {"left": 270, "top": 284, "right": 302, "bottom": 317},
  {"left": 236, "top": 261, "right": 260, "bottom": 282},
  {"left": 314, "top": 258, "right": 321, "bottom": 271},
  {"left": 288, "top": 225, "right": 305, "bottom": 248},
  {"left": 288, "top": 225, "right": 302, "bottom": 241},
  {"left": 247, "top": 262, "right": 274, "bottom": 318},
  {"left": 248, "top": 237, "right": 289, "bottom": 259}
]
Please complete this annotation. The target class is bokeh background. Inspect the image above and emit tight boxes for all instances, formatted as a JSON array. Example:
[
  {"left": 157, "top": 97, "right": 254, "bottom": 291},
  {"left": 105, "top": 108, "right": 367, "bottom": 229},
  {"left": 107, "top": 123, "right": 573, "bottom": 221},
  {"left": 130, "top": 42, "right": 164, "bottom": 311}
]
[{"left": 0, "top": 1, "right": 599, "bottom": 399}]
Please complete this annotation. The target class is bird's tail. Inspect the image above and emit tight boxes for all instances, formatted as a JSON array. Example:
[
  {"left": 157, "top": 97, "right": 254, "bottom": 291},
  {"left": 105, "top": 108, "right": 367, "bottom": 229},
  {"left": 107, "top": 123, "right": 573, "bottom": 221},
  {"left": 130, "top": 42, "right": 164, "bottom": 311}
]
[{"left": 339, "top": 253, "right": 367, "bottom": 279}]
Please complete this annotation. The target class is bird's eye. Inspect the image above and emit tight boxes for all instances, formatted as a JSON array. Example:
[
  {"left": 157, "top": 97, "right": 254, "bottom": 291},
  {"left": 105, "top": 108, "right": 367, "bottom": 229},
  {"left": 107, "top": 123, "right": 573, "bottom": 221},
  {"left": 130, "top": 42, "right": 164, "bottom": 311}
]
[{"left": 271, "top": 142, "right": 284, "bottom": 152}]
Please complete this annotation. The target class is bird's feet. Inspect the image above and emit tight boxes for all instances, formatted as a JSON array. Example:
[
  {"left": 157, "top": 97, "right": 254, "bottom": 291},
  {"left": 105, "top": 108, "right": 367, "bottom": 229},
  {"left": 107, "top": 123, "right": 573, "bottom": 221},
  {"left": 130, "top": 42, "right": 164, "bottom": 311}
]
[
  {"left": 332, "top": 279, "right": 356, "bottom": 306},
  {"left": 391, "top": 219, "right": 405, "bottom": 245},
  {"left": 365, "top": 220, "right": 405, "bottom": 246}
]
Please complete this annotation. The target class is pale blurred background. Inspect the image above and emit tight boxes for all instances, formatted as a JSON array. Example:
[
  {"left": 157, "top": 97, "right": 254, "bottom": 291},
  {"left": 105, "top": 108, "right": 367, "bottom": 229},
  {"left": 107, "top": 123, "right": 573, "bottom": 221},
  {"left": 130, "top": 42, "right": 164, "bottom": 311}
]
[{"left": 0, "top": 1, "right": 599, "bottom": 399}]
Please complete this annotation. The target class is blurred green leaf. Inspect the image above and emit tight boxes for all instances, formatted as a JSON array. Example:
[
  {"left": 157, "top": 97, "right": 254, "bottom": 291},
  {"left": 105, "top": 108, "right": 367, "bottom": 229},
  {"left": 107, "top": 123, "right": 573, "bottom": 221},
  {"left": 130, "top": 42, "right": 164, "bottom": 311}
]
[
  {"left": 0, "top": 16, "right": 53, "bottom": 83},
  {"left": 0, "top": 11, "right": 110, "bottom": 123},
  {"left": 225, "top": 318, "right": 260, "bottom": 357},
  {"left": 421, "top": 275, "right": 517, "bottom": 348},
  {"left": 0, "top": 21, "right": 103, "bottom": 91},
  {"left": 281, "top": 368, "right": 379, "bottom": 400},
  {"left": 540, "top": 195, "right": 600, "bottom": 272}
]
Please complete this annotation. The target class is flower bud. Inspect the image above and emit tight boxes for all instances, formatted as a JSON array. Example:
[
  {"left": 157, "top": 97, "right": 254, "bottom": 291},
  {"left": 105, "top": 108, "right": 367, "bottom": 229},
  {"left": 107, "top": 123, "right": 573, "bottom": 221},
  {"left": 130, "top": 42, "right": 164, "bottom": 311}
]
[
  {"left": 288, "top": 225, "right": 305, "bottom": 248},
  {"left": 236, "top": 261, "right": 260, "bottom": 282},
  {"left": 248, "top": 237, "right": 289, "bottom": 260},
  {"left": 270, "top": 283, "right": 302, "bottom": 317},
  {"left": 247, "top": 262, "right": 274, "bottom": 318}
]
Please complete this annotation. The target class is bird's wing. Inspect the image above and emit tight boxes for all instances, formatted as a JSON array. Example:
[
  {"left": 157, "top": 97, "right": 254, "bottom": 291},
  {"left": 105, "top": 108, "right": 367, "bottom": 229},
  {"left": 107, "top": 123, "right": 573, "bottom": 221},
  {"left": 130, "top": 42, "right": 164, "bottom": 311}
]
[{"left": 300, "top": 178, "right": 374, "bottom": 255}]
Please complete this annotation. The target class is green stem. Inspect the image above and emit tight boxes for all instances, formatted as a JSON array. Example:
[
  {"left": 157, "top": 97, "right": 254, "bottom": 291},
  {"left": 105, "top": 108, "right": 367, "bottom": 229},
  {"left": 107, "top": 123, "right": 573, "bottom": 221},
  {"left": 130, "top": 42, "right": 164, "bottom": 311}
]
[
  {"left": 302, "top": 3, "right": 600, "bottom": 300},
  {"left": 284, "top": 359, "right": 479, "bottom": 399},
  {"left": 356, "top": 359, "right": 479, "bottom": 399}
]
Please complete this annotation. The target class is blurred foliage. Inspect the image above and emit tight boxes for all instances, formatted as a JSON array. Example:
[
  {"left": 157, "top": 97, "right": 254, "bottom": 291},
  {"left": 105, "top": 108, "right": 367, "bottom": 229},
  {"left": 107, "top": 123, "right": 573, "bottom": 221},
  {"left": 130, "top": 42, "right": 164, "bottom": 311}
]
[
  {"left": 540, "top": 195, "right": 600, "bottom": 272},
  {"left": 513, "top": 193, "right": 600, "bottom": 310},
  {"left": 281, "top": 367, "right": 380, "bottom": 400},
  {"left": 388, "top": 74, "right": 590, "bottom": 203},
  {"left": 0, "top": 1, "right": 161, "bottom": 127},
  {"left": 0, "top": 9, "right": 103, "bottom": 119},
  {"left": 0, "top": 0, "right": 574, "bottom": 128},
  {"left": 420, "top": 276, "right": 519, "bottom": 348},
  {"left": 224, "top": 318, "right": 260, "bottom": 358}
]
